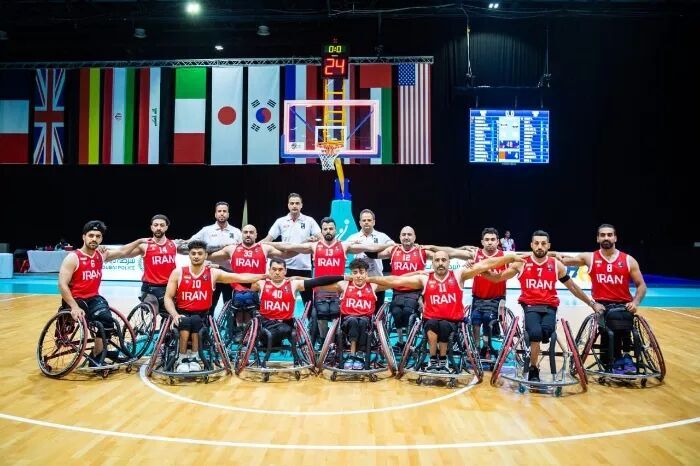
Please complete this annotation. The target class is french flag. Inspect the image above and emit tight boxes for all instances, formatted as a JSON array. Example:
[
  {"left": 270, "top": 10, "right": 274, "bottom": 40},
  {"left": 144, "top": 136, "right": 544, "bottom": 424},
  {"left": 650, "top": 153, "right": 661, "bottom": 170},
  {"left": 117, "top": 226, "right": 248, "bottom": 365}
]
[{"left": 0, "top": 70, "right": 31, "bottom": 164}]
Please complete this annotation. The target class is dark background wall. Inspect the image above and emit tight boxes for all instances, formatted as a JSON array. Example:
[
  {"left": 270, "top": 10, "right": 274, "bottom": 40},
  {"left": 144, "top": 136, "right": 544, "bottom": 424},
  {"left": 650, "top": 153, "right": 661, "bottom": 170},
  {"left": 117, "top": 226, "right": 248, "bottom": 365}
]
[{"left": 1, "top": 14, "right": 696, "bottom": 278}]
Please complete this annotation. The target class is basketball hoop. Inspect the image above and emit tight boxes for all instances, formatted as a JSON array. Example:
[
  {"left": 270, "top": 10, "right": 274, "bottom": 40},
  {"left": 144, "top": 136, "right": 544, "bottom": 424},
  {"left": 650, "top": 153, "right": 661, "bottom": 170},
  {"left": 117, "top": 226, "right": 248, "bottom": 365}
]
[{"left": 318, "top": 141, "right": 344, "bottom": 171}]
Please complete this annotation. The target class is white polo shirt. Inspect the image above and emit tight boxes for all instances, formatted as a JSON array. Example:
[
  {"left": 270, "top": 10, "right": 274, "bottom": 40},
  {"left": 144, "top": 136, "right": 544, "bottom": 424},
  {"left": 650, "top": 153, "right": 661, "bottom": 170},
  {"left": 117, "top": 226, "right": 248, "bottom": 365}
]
[
  {"left": 345, "top": 229, "right": 394, "bottom": 276},
  {"left": 267, "top": 213, "right": 321, "bottom": 270},
  {"left": 189, "top": 222, "right": 242, "bottom": 248}
]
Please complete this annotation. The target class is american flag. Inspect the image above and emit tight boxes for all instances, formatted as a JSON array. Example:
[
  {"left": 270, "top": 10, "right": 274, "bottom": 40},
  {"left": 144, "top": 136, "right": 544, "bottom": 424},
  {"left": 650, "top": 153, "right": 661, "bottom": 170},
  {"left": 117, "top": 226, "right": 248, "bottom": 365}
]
[
  {"left": 33, "top": 68, "right": 65, "bottom": 164},
  {"left": 398, "top": 63, "right": 431, "bottom": 164}
]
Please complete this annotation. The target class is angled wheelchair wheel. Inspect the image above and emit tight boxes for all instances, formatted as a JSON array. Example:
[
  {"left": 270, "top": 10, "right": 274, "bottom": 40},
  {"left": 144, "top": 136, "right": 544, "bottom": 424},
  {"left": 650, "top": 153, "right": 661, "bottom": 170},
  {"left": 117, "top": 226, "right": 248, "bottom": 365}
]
[
  {"left": 146, "top": 316, "right": 173, "bottom": 377},
  {"left": 126, "top": 302, "right": 158, "bottom": 359},
  {"left": 375, "top": 318, "right": 396, "bottom": 375},
  {"left": 316, "top": 318, "right": 340, "bottom": 372},
  {"left": 397, "top": 317, "right": 422, "bottom": 379},
  {"left": 460, "top": 321, "right": 483, "bottom": 382},
  {"left": 562, "top": 318, "right": 588, "bottom": 391},
  {"left": 234, "top": 319, "right": 259, "bottom": 376},
  {"left": 110, "top": 307, "right": 138, "bottom": 362},
  {"left": 636, "top": 315, "right": 666, "bottom": 381},
  {"left": 208, "top": 315, "right": 232, "bottom": 375},
  {"left": 490, "top": 316, "right": 519, "bottom": 386},
  {"left": 295, "top": 317, "right": 317, "bottom": 371},
  {"left": 216, "top": 299, "right": 237, "bottom": 349},
  {"left": 37, "top": 310, "right": 88, "bottom": 378}
]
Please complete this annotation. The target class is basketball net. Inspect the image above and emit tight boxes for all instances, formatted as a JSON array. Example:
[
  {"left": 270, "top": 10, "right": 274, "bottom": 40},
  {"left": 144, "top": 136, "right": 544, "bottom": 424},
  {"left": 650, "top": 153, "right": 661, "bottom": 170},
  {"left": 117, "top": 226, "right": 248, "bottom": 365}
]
[{"left": 319, "top": 141, "right": 346, "bottom": 197}]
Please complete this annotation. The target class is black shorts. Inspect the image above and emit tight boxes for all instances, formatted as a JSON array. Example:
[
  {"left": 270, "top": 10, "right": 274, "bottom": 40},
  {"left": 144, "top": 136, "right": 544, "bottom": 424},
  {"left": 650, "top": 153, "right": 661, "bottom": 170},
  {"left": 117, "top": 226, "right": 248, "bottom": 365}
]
[
  {"left": 65, "top": 295, "right": 110, "bottom": 320},
  {"left": 314, "top": 293, "right": 340, "bottom": 320},
  {"left": 521, "top": 304, "right": 557, "bottom": 343},
  {"left": 601, "top": 302, "right": 634, "bottom": 331},
  {"left": 232, "top": 289, "right": 259, "bottom": 310},
  {"left": 424, "top": 319, "right": 459, "bottom": 343},
  {"left": 141, "top": 283, "right": 167, "bottom": 313},
  {"left": 260, "top": 318, "right": 295, "bottom": 346}
]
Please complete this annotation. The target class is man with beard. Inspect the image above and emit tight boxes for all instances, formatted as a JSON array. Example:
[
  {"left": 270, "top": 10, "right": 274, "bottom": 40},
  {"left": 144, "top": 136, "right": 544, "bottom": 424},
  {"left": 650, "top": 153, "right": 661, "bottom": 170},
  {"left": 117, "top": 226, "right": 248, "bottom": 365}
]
[
  {"left": 185, "top": 201, "right": 243, "bottom": 314},
  {"left": 367, "top": 251, "right": 521, "bottom": 372},
  {"left": 117, "top": 214, "right": 177, "bottom": 315},
  {"left": 483, "top": 230, "right": 603, "bottom": 382},
  {"left": 208, "top": 224, "right": 294, "bottom": 338},
  {"left": 271, "top": 217, "right": 388, "bottom": 341},
  {"left": 553, "top": 224, "right": 646, "bottom": 374},
  {"left": 58, "top": 221, "right": 148, "bottom": 362},
  {"left": 163, "top": 240, "right": 268, "bottom": 373},
  {"left": 262, "top": 193, "right": 321, "bottom": 309}
]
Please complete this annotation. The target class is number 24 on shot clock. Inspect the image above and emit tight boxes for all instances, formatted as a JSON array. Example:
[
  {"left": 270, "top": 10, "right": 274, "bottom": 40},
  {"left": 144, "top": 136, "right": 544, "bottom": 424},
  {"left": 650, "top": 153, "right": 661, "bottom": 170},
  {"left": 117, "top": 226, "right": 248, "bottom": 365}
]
[{"left": 322, "top": 43, "right": 349, "bottom": 79}]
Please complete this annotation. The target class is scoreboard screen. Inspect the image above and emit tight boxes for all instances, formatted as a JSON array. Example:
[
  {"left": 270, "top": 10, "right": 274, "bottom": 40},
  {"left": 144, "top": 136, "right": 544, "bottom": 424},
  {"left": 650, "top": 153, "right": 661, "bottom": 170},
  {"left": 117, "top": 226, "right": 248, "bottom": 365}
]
[
  {"left": 469, "top": 109, "right": 550, "bottom": 164},
  {"left": 322, "top": 43, "right": 349, "bottom": 79}
]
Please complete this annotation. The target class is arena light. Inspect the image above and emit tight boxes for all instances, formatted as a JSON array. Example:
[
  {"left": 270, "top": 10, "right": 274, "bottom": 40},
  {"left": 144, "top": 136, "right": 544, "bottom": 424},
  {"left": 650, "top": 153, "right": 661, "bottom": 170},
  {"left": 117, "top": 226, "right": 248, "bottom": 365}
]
[
  {"left": 215, "top": 44, "right": 224, "bottom": 51},
  {"left": 257, "top": 25, "right": 270, "bottom": 37},
  {"left": 185, "top": 1, "right": 201, "bottom": 15},
  {"left": 133, "top": 28, "right": 146, "bottom": 39}
]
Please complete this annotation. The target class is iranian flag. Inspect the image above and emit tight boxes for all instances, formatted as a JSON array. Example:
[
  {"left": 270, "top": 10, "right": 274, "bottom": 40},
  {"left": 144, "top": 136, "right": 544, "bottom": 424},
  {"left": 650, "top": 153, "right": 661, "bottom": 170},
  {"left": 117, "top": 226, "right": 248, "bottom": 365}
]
[
  {"left": 102, "top": 68, "right": 135, "bottom": 164},
  {"left": 173, "top": 67, "right": 206, "bottom": 164}
]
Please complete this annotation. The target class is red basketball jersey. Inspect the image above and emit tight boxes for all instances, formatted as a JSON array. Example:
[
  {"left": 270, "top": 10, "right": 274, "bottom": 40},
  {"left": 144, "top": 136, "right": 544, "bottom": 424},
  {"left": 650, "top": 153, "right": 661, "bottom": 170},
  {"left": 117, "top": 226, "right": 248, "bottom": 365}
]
[
  {"left": 471, "top": 249, "right": 507, "bottom": 299},
  {"left": 177, "top": 266, "right": 214, "bottom": 312},
  {"left": 313, "top": 240, "right": 346, "bottom": 277},
  {"left": 422, "top": 271, "right": 464, "bottom": 321},
  {"left": 589, "top": 250, "right": 633, "bottom": 303},
  {"left": 142, "top": 238, "right": 177, "bottom": 286},
  {"left": 70, "top": 249, "right": 103, "bottom": 299},
  {"left": 340, "top": 282, "right": 377, "bottom": 317},
  {"left": 390, "top": 245, "right": 427, "bottom": 291},
  {"left": 230, "top": 243, "right": 267, "bottom": 291},
  {"left": 259, "top": 279, "right": 296, "bottom": 320},
  {"left": 518, "top": 256, "right": 560, "bottom": 307}
]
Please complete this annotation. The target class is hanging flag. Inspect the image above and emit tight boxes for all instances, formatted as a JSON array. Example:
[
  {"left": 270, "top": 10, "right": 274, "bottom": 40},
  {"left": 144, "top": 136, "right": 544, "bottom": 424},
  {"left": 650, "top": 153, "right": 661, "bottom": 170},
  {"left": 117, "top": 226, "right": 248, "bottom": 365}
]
[
  {"left": 247, "top": 66, "right": 280, "bottom": 165},
  {"left": 0, "top": 70, "right": 31, "bottom": 164},
  {"left": 398, "top": 63, "right": 431, "bottom": 165},
  {"left": 241, "top": 198, "right": 248, "bottom": 227},
  {"left": 359, "top": 64, "right": 392, "bottom": 165},
  {"left": 102, "top": 68, "right": 136, "bottom": 164},
  {"left": 33, "top": 69, "right": 65, "bottom": 165},
  {"left": 137, "top": 67, "right": 161, "bottom": 165},
  {"left": 211, "top": 67, "right": 243, "bottom": 165},
  {"left": 78, "top": 68, "right": 101, "bottom": 165},
  {"left": 173, "top": 67, "right": 206, "bottom": 164}
]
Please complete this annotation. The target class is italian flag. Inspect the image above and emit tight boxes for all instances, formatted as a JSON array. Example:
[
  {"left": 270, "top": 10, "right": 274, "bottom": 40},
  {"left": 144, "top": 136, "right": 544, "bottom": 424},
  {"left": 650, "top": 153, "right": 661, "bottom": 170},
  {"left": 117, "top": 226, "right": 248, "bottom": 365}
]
[{"left": 173, "top": 67, "right": 206, "bottom": 164}]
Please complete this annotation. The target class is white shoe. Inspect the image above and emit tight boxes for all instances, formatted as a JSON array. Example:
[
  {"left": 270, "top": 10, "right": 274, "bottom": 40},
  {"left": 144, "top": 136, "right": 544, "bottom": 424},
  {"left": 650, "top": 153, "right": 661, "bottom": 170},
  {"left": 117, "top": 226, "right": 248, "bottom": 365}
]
[
  {"left": 188, "top": 358, "right": 202, "bottom": 372},
  {"left": 176, "top": 359, "right": 190, "bottom": 373}
]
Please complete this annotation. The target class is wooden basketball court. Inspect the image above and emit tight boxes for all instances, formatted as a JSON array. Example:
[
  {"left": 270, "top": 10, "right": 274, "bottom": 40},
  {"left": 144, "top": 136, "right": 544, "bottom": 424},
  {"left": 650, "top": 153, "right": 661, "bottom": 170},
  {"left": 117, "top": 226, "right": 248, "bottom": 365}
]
[{"left": 1, "top": 294, "right": 698, "bottom": 464}]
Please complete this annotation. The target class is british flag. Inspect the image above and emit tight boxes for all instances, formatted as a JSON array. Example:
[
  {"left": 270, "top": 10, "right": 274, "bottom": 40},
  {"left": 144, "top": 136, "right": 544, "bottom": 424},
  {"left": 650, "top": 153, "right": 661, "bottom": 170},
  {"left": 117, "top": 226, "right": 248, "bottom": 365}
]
[{"left": 33, "top": 68, "right": 65, "bottom": 164}]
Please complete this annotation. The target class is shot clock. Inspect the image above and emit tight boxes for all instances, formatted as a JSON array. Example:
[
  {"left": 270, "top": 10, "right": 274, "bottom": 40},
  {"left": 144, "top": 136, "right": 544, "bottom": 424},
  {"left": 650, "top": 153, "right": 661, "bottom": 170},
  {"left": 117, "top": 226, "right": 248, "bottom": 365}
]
[{"left": 322, "top": 43, "right": 349, "bottom": 79}]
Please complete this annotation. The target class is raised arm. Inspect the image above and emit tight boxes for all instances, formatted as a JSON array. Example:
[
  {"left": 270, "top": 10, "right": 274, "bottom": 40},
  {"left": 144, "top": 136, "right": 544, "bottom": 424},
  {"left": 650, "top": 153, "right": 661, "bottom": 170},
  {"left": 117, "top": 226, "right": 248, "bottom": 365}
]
[
  {"left": 212, "top": 269, "right": 268, "bottom": 285},
  {"left": 626, "top": 256, "right": 647, "bottom": 314},
  {"left": 346, "top": 241, "right": 392, "bottom": 255},
  {"left": 549, "top": 251, "right": 590, "bottom": 268},
  {"left": 208, "top": 244, "right": 235, "bottom": 262},
  {"left": 423, "top": 245, "right": 476, "bottom": 261},
  {"left": 102, "top": 237, "right": 149, "bottom": 262},
  {"left": 557, "top": 261, "right": 602, "bottom": 312},
  {"left": 460, "top": 253, "right": 523, "bottom": 281},
  {"left": 264, "top": 244, "right": 300, "bottom": 259},
  {"left": 366, "top": 274, "right": 425, "bottom": 291},
  {"left": 294, "top": 274, "right": 346, "bottom": 292},
  {"left": 268, "top": 242, "right": 314, "bottom": 254}
]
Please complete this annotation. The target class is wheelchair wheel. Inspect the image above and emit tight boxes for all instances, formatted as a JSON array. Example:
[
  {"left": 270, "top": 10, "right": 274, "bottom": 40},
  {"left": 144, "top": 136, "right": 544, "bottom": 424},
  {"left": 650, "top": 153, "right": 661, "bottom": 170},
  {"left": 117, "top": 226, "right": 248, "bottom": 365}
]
[
  {"left": 234, "top": 319, "right": 259, "bottom": 375},
  {"left": 146, "top": 316, "right": 173, "bottom": 377},
  {"left": 490, "top": 316, "right": 520, "bottom": 386},
  {"left": 110, "top": 307, "right": 138, "bottom": 362},
  {"left": 216, "top": 300, "right": 237, "bottom": 348},
  {"left": 460, "top": 322, "right": 483, "bottom": 381},
  {"left": 295, "top": 318, "right": 317, "bottom": 371},
  {"left": 37, "top": 310, "right": 88, "bottom": 378},
  {"left": 575, "top": 313, "right": 598, "bottom": 365},
  {"left": 636, "top": 315, "right": 666, "bottom": 381},
  {"left": 208, "top": 315, "right": 232, "bottom": 375},
  {"left": 562, "top": 318, "right": 588, "bottom": 391},
  {"left": 316, "top": 318, "right": 340, "bottom": 371},
  {"left": 375, "top": 318, "right": 396, "bottom": 375},
  {"left": 397, "top": 317, "right": 422, "bottom": 379},
  {"left": 126, "top": 302, "right": 158, "bottom": 359}
]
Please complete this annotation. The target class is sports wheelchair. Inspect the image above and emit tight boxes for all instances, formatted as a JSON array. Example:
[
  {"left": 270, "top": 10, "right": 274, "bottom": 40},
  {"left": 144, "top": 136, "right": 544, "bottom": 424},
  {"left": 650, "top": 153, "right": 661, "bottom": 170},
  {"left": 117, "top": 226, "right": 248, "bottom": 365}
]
[
  {"left": 465, "top": 299, "right": 515, "bottom": 369},
  {"left": 490, "top": 316, "right": 587, "bottom": 396},
  {"left": 396, "top": 309, "right": 483, "bottom": 388},
  {"left": 37, "top": 302, "right": 138, "bottom": 379},
  {"left": 233, "top": 313, "right": 316, "bottom": 382},
  {"left": 575, "top": 307, "right": 665, "bottom": 387},
  {"left": 316, "top": 304, "right": 396, "bottom": 382},
  {"left": 217, "top": 291, "right": 260, "bottom": 352},
  {"left": 125, "top": 293, "right": 162, "bottom": 359},
  {"left": 145, "top": 314, "right": 231, "bottom": 383},
  {"left": 381, "top": 291, "right": 423, "bottom": 355}
]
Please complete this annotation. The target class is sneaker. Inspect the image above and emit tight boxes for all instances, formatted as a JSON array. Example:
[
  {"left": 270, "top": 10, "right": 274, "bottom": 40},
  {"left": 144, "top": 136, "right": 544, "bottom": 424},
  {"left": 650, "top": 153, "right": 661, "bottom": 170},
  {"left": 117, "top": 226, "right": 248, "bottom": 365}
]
[
  {"left": 528, "top": 366, "right": 540, "bottom": 382},
  {"left": 622, "top": 354, "right": 636, "bottom": 374},
  {"left": 612, "top": 366, "right": 626, "bottom": 375},
  {"left": 188, "top": 358, "right": 202, "bottom": 372},
  {"left": 343, "top": 359, "right": 354, "bottom": 370},
  {"left": 176, "top": 358, "right": 190, "bottom": 373},
  {"left": 352, "top": 358, "right": 365, "bottom": 370},
  {"left": 612, "top": 357, "right": 625, "bottom": 373},
  {"left": 425, "top": 359, "right": 439, "bottom": 372}
]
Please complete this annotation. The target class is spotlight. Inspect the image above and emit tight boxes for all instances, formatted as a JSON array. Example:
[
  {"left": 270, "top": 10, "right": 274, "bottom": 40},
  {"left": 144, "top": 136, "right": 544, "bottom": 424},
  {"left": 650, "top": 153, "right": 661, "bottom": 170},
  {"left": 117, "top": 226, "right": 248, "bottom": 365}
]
[
  {"left": 257, "top": 25, "right": 270, "bottom": 36},
  {"left": 133, "top": 28, "right": 146, "bottom": 39},
  {"left": 494, "top": 3, "right": 499, "bottom": 8},
  {"left": 185, "top": 2, "right": 201, "bottom": 15},
  {"left": 215, "top": 44, "right": 224, "bottom": 51},
  {"left": 0, "top": 30, "right": 8, "bottom": 41},
  {"left": 488, "top": 3, "right": 494, "bottom": 8}
]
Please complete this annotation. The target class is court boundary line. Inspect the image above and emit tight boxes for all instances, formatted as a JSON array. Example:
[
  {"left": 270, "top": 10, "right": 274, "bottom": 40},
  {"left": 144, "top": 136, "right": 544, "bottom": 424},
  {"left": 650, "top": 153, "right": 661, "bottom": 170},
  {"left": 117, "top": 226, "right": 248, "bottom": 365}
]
[
  {"left": 0, "top": 412, "right": 697, "bottom": 450},
  {"left": 0, "top": 295, "right": 37, "bottom": 302},
  {"left": 138, "top": 365, "right": 478, "bottom": 416},
  {"left": 652, "top": 307, "right": 700, "bottom": 319}
]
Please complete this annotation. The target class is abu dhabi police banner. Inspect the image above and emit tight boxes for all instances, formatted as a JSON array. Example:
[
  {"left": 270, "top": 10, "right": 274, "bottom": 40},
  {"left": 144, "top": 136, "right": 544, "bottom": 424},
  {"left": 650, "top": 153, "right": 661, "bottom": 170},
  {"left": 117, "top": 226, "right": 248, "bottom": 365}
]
[
  {"left": 425, "top": 253, "right": 591, "bottom": 290},
  {"left": 101, "top": 245, "right": 190, "bottom": 280}
]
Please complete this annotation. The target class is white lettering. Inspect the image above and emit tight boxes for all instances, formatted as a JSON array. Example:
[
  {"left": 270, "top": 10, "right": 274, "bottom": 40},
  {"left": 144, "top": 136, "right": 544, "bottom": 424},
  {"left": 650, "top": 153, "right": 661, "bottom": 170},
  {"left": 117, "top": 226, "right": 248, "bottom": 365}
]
[
  {"left": 182, "top": 291, "right": 208, "bottom": 301},
  {"left": 525, "top": 279, "right": 554, "bottom": 289},
  {"left": 235, "top": 258, "right": 260, "bottom": 268},
  {"left": 346, "top": 298, "right": 372, "bottom": 310},
  {"left": 429, "top": 294, "right": 457, "bottom": 305},
  {"left": 263, "top": 301, "right": 291, "bottom": 312},
  {"left": 82, "top": 270, "right": 101, "bottom": 280},
  {"left": 596, "top": 274, "right": 624, "bottom": 285},
  {"left": 318, "top": 258, "right": 341, "bottom": 267},
  {"left": 151, "top": 255, "right": 175, "bottom": 265},
  {"left": 394, "top": 262, "right": 418, "bottom": 272}
]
